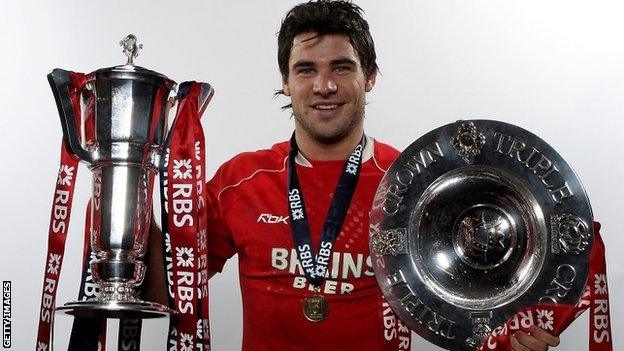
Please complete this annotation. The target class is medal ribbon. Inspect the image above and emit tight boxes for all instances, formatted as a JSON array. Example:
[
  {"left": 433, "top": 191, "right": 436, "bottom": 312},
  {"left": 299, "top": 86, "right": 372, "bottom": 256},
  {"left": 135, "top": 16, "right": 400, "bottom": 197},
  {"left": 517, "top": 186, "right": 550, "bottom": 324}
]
[
  {"left": 36, "top": 72, "right": 86, "bottom": 351},
  {"left": 287, "top": 133, "right": 366, "bottom": 287},
  {"left": 477, "top": 222, "right": 613, "bottom": 350}
]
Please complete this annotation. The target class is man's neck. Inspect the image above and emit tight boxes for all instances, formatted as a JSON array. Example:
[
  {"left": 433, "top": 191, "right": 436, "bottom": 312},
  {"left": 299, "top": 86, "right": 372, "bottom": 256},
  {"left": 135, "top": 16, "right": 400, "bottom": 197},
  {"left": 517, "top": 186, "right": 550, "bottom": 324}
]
[{"left": 294, "top": 127, "right": 364, "bottom": 161}]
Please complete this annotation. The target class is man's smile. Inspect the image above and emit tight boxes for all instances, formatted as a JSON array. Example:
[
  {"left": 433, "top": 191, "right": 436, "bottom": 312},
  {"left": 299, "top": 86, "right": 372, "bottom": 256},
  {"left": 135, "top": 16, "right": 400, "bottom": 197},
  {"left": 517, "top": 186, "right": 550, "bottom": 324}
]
[{"left": 310, "top": 101, "right": 345, "bottom": 110}]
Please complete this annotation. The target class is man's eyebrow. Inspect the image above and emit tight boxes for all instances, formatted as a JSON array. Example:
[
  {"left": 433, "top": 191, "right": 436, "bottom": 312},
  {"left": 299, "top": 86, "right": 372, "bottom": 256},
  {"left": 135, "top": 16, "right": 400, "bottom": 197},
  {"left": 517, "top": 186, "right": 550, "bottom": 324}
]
[
  {"left": 292, "top": 60, "right": 314, "bottom": 69},
  {"left": 331, "top": 58, "right": 357, "bottom": 66}
]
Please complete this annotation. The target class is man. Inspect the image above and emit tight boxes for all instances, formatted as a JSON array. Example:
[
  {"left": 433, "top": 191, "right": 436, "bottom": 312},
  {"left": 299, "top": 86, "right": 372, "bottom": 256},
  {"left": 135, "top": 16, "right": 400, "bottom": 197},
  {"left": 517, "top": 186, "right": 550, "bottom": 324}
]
[
  {"left": 151, "top": 1, "right": 561, "bottom": 350},
  {"left": 204, "top": 3, "right": 404, "bottom": 349}
]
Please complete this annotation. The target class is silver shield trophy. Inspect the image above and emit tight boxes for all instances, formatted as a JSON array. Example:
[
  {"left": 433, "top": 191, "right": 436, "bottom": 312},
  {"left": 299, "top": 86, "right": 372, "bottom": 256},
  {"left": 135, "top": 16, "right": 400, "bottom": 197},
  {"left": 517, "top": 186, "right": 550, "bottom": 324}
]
[
  {"left": 48, "top": 35, "right": 213, "bottom": 318},
  {"left": 370, "top": 120, "right": 592, "bottom": 350}
]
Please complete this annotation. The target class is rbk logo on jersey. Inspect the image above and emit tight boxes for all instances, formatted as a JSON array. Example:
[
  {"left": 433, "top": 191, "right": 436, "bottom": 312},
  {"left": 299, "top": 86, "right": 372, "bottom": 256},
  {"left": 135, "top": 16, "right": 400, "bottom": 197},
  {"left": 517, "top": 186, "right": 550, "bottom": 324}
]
[{"left": 257, "top": 213, "right": 289, "bottom": 224}]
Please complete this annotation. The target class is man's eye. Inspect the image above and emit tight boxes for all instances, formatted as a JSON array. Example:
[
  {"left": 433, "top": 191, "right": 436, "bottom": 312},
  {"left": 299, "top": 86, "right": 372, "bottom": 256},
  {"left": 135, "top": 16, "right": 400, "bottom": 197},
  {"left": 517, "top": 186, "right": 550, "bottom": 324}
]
[
  {"left": 334, "top": 66, "right": 351, "bottom": 73},
  {"left": 298, "top": 68, "right": 315, "bottom": 75}
]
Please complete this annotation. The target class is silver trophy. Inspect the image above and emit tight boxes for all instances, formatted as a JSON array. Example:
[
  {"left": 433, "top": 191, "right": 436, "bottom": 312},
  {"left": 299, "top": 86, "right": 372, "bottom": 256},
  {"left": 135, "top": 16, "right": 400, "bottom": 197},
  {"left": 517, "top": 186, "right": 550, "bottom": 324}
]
[
  {"left": 370, "top": 120, "right": 593, "bottom": 350},
  {"left": 48, "top": 35, "right": 213, "bottom": 318}
]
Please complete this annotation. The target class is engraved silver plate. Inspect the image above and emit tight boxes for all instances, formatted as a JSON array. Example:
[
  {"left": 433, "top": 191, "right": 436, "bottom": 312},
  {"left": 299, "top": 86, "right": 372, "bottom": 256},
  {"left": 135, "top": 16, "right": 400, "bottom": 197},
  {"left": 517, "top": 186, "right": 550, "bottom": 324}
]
[{"left": 370, "top": 119, "right": 593, "bottom": 350}]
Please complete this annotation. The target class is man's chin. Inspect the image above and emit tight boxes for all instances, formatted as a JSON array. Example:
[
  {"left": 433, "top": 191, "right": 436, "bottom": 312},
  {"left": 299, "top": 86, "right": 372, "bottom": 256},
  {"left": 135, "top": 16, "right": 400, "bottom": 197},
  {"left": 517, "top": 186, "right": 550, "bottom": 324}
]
[
  {"left": 309, "top": 129, "right": 352, "bottom": 145},
  {"left": 295, "top": 111, "right": 363, "bottom": 145}
]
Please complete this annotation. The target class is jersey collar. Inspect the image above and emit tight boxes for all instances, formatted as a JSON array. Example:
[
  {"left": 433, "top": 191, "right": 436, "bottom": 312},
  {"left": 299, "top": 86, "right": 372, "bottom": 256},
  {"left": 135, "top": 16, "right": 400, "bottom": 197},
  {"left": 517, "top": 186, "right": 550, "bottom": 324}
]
[{"left": 295, "top": 135, "right": 374, "bottom": 168}]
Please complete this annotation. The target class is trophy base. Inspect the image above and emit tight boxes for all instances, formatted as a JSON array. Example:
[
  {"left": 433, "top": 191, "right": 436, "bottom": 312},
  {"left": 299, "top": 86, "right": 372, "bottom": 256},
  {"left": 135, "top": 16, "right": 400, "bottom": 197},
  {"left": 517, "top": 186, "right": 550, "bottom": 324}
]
[{"left": 56, "top": 300, "right": 174, "bottom": 319}]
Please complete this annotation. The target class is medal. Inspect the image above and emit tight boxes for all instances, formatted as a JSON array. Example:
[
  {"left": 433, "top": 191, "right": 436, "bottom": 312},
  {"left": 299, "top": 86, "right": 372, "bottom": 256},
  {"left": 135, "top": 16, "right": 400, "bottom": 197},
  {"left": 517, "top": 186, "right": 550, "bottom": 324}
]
[
  {"left": 287, "top": 133, "right": 365, "bottom": 322},
  {"left": 303, "top": 294, "right": 329, "bottom": 323}
]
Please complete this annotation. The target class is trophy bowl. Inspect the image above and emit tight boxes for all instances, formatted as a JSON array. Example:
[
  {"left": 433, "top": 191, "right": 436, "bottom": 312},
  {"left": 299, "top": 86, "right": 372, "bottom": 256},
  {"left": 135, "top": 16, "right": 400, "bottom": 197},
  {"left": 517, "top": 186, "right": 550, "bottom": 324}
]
[{"left": 370, "top": 120, "right": 593, "bottom": 350}]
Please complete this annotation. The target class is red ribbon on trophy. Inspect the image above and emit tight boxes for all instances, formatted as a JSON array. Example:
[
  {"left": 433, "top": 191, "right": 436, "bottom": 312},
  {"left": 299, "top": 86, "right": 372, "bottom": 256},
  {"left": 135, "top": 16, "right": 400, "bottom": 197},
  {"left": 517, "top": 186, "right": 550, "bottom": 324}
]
[
  {"left": 165, "top": 82, "right": 210, "bottom": 351},
  {"left": 478, "top": 222, "right": 613, "bottom": 351},
  {"left": 194, "top": 85, "right": 211, "bottom": 349},
  {"left": 36, "top": 72, "right": 86, "bottom": 351}
]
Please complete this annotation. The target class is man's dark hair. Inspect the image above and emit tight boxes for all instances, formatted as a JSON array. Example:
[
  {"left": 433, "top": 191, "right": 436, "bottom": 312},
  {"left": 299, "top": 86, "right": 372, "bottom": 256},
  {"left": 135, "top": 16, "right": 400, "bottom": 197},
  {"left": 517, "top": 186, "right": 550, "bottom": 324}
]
[{"left": 277, "top": 0, "right": 379, "bottom": 79}]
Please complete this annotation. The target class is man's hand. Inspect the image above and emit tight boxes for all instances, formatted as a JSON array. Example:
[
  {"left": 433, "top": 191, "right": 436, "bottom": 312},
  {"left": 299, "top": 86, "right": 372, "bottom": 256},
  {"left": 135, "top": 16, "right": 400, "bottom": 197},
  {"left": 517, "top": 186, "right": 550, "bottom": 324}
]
[{"left": 511, "top": 325, "right": 560, "bottom": 351}]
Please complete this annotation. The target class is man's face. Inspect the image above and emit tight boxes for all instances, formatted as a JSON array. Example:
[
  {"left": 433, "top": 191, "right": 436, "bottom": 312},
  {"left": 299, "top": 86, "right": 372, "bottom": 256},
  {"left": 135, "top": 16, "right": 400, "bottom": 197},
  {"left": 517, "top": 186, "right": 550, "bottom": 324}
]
[{"left": 282, "top": 32, "right": 376, "bottom": 145}]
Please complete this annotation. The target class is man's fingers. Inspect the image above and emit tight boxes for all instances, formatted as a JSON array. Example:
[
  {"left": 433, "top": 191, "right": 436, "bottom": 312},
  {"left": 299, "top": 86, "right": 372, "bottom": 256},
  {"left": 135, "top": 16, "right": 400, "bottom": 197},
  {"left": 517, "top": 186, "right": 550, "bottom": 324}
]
[
  {"left": 511, "top": 334, "right": 530, "bottom": 351},
  {"left": 527, "top": 325, "right": 560, "bottom": 347},
  {"left": 514, "top": 330, "right": 548, "bottom": 351}
]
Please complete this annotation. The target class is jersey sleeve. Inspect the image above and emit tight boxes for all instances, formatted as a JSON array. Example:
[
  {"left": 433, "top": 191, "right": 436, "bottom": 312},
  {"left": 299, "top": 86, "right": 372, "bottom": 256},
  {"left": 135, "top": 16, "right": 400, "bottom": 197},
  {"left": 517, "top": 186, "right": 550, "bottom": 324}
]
[{"left": 205, "top": 174, "right": 236, "bottom": 273}]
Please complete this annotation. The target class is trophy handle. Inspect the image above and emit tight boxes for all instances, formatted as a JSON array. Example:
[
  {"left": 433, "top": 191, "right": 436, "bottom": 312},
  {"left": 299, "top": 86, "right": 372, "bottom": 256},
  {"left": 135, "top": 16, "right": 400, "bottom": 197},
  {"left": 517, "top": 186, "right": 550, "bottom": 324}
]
[
  {"left": 178, "top": 81, "right": 214, "bottom": 117},
  {"left": 48, "top": 69, "right": 93, "bottom": 163}
]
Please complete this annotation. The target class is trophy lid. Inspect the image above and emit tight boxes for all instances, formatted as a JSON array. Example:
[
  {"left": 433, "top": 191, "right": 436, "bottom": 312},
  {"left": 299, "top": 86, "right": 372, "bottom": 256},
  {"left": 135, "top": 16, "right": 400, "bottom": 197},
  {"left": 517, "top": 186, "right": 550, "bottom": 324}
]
[{"left": 92, "top": 34, "right": 176, "bottom": 90}]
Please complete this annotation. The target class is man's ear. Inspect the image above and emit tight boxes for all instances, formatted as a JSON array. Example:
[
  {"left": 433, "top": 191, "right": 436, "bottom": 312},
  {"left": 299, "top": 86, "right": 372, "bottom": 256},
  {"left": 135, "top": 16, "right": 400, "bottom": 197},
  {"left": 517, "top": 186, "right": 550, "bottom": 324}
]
[
  {"left": 282, "top": 75, "right": 291, "bottom": 96},
  {"left": 365, "top": 70, "right": 377, "bottom": 92}
]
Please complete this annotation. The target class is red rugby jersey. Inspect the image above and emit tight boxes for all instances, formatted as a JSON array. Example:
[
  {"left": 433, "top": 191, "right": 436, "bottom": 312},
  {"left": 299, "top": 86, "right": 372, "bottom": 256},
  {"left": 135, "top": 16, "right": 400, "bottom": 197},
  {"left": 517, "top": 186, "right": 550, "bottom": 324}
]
[{"left": 206, "top": 136, "right": 411, "bottom": 350}]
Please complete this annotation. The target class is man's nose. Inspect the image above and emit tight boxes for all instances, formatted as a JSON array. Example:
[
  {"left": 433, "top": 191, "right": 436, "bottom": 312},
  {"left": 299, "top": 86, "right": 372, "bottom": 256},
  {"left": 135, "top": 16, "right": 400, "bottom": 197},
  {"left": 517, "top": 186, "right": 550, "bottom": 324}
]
[{"left": 312, "top": 73, "right": 337, "bottom": 96}]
